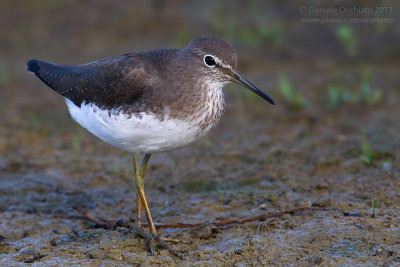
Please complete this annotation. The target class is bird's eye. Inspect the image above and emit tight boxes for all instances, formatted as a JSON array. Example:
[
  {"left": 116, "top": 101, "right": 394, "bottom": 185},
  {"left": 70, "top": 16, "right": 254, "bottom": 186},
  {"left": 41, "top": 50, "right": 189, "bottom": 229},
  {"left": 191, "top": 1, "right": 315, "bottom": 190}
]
[{"left": 204, "top": 55, "right": 216, "bottom": 67}]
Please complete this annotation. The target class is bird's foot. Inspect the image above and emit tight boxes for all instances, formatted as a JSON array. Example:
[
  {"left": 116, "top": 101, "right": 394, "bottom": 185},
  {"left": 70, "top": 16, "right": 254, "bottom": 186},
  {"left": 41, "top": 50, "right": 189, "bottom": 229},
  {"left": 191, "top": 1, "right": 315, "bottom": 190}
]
[{"left": 132, "top": 226, "right": 185, "bottom": 259}]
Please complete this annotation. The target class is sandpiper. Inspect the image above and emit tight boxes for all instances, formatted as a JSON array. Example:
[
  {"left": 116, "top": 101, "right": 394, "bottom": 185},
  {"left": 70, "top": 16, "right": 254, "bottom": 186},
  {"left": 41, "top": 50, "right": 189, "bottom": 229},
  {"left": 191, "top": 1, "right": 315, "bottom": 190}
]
[{"left": 27, "top": 36, "right": 274, "bottom": 239}]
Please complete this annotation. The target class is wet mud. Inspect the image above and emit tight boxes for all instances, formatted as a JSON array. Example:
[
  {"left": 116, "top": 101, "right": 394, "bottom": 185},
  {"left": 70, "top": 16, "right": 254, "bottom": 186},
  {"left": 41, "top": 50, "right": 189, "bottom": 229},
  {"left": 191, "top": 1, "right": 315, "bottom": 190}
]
[{"left": 1, "top": 66, "right": 399, "bottom": 265}]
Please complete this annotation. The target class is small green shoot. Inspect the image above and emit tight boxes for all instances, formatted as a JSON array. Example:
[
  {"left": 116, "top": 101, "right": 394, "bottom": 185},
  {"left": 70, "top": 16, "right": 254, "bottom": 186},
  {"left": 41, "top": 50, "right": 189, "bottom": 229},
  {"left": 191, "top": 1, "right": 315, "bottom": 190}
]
[
  {"left": 325, "top": 67, "right": 382, "bottom": 110},
  {"left": 359, "top": 83, "right": 382, "bottom": 105},
  {"left": 360, "top": 129, "right": 373, "bottom": 165},
  {"left": 202, "top": 137, "right": 213, "bottom": 149},
  {"left": 327, "top": 86, "right": 341, "bottom": 109},
  {"left": 370, "top": 196, "right": 375, "bottom": 217},
  {"left": 278, "top": 73, "right": 307, "bottom": 109},
  {"left": 124, "top": 164, "right": 132, "bottom": 178},
  {"left": 268, "top": 194, "right": 276, "bottom": 205},
  {"left": 236, "top": 226, "right": 243, "bottom": 238},
  {"left": 111, "top": 154, "right": 128, "bottom": 173},
  {"left": 216, "top": 186, "right": 223, "bottom": 202},
  {"left": 72, "top": 127, "right": 84, "bottom": 153},
  {"left": 336, "top": 25, "right": 358, "bottom": 57},
  {"left": 359, "top": 66, "right": 382, "bottom": 105},
  {"left": 28, "top": 113, "right": 46, "bottom": 134}
]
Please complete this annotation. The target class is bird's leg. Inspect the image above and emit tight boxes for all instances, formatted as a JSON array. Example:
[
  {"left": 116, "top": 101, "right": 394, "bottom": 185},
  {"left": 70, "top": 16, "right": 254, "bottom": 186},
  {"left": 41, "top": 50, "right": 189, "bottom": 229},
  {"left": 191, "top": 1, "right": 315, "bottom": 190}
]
[
  {"left": 135, "top": 154, "right": 148, "bottom": 229},
  {"left": 131, "top": 153, "right": 184, "bottom": 258},
  {"left": 135, "top": 192, "right": 142, "bottom": 228},
  {"left": 133, "top": 153, "right": 156, "bottom": 234}
]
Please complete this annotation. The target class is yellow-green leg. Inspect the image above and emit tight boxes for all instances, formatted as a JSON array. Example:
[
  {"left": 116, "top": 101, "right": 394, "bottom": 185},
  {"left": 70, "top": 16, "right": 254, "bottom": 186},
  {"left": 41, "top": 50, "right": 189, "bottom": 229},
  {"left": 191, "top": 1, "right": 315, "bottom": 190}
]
[
  {"left": 136, "top": 192, "right": 142, "bottom": 228},
  {"left": 131, "top": 153, "right": 184, "bottom": 258},
  {"left": 133, "top": 153, "right": 156, "bottom": 234}
]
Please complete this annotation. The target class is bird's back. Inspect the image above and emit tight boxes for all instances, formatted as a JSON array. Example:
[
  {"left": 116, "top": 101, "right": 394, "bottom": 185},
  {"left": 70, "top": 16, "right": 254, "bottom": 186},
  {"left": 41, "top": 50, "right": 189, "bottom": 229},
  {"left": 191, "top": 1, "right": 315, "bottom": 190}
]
[{"left": 27, "top": 49, "right": 180, "bottom": 114}]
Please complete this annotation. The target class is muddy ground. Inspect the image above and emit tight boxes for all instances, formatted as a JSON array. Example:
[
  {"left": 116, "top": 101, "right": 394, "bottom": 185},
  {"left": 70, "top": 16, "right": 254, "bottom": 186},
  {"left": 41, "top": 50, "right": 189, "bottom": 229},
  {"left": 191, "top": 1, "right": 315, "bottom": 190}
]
[{"left": 1, "top": 1, "right": 400, "bottom": 266}]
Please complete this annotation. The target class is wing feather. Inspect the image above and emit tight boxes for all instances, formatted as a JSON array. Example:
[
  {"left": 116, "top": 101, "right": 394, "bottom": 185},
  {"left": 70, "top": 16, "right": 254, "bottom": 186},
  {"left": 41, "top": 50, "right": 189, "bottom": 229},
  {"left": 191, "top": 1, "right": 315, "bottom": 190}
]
[{"left": 27, "top": 54, "right": 152, "bottom": 109}]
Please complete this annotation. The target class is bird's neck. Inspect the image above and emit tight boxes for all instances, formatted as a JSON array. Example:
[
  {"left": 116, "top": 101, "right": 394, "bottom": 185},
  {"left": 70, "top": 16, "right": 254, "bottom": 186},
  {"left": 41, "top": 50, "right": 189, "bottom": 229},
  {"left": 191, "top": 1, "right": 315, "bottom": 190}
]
[{"left": 191, "top": 81, "right": 227, "bottom": 126}]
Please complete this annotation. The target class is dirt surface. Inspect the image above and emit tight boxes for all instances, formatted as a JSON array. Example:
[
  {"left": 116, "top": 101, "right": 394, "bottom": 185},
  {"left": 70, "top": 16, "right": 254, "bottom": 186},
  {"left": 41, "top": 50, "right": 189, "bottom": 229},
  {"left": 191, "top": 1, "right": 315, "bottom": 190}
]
[{"left": 1, "top": 1, "right": 400, "bottom": 266}]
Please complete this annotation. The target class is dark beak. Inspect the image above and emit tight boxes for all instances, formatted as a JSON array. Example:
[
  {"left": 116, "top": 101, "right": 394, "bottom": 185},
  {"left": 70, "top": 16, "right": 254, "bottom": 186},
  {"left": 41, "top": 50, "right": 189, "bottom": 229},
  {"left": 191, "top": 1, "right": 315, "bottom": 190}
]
[{"left": 230, "top": 71, "right": 275, "bottom": 105}]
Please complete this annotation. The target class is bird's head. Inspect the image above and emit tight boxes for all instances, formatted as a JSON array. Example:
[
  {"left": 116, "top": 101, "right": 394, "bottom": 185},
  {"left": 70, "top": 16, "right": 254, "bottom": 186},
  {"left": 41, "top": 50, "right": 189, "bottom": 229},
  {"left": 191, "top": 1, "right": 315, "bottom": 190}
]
[{"left": 183, "top": 36, "right": 275, "bottom": 105}]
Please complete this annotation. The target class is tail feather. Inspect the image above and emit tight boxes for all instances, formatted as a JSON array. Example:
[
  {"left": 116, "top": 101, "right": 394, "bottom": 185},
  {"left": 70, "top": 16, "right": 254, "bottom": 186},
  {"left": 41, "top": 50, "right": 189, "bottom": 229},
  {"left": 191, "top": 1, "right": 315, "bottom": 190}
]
[
  {"left": 27, "top": 59, "right": 79, "bottom": 93},
  {"left": 28, "top": 59, "right": 58, "bottom": 91},
  {"left": 27, "top": 59, "right": 40, "bottom": 75}
]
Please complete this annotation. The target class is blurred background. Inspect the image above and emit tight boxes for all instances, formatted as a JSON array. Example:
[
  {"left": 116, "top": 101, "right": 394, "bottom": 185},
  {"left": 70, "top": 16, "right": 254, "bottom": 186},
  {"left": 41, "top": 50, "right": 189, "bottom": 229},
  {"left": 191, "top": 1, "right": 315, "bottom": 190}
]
[
  {"left": 0, "top": 0, "right": 400, "bottom": 264},
  {"left": 1, "top": 0, "right": 399, "bottom": 156},
  {"left": 1, "top": 0, "right": 398, "bottom": 175}
]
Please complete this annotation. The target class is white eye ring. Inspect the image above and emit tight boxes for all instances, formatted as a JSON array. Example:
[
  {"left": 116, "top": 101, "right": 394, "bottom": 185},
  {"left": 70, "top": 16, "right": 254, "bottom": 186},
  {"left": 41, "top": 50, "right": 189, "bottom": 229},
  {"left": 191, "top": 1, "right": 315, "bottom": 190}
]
[{"left": 203, "top": 55, "right": 216, "bottom": 67}]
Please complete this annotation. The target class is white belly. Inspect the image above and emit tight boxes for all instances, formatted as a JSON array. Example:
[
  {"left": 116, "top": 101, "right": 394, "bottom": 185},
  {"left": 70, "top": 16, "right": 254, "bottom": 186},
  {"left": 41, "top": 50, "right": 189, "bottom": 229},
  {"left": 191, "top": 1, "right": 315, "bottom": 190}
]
[{"left": 65, "top": 98, "right": 223, "bottom": 153}]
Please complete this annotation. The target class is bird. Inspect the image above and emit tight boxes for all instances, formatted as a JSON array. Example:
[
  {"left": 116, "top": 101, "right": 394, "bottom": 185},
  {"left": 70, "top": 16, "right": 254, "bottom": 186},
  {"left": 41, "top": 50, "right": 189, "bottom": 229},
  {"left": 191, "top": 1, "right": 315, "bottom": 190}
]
[{"left": 27, "top": 35, "right": 274, "bottom": 244}]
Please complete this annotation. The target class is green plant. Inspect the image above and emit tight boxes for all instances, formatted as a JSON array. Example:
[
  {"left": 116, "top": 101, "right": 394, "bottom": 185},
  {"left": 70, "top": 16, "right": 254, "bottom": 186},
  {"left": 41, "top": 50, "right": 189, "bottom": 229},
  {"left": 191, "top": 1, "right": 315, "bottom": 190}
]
[
  {"left": 236, "top": 225, "right": 243, "bottom": 238},
  {"left": 111, "top": 153, "right": 128, "bottom": 173},
  {"left": 278, "top": 73, "right": 307, "bottom": 109},
  {"left": 327, "top": 86, "right": 341, "bottom": 109},
  {"left": 360, "top": 129, "right": 374, "bottom": 165},
  {"left": 216, "top": 186, "right": 223, "bottom": 201},
  {"left": 202, "top": 137, "right": 213, "bottom": 149},
  {"left": 359, "top": 66, "right": 382, "bottom": 105},
  {"left": 336, "top": 25, "right": 358, "bottom": 57},
  {"left": 370, "top": 196, "right": 375, "bottom": 217},
  {"left": 71, "top": 127, "right": 84, "bottom": 153},
  {"left": 28, "top": 113, "right": 46, "bottom": 133},
  {"left": 325, "top": 67, "right": 382, "bottom": 109}
]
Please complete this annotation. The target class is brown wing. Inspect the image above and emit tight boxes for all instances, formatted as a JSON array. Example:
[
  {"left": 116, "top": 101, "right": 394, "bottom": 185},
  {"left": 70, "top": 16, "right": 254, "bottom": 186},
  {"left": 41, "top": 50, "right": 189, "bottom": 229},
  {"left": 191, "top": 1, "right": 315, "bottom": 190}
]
[{"left": 27, "top": 54, "right": 153, "bottom": 110}]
